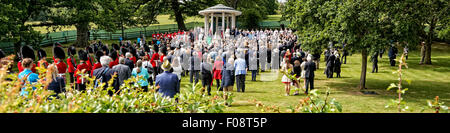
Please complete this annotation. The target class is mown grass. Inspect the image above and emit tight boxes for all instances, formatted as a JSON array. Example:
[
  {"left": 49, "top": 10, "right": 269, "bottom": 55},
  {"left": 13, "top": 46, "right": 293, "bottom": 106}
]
[
  {"left": 12, "top": 42, "right": 449, "bottom": 113},
  {"left": 218, "top": 42, "right": 449, "bottom": 113}
]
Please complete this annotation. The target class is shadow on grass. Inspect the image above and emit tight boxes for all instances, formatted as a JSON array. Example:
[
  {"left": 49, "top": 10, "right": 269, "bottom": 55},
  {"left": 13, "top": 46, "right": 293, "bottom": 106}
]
[{"left": 327, "top": 77, "right": 450, "bottom": 105}]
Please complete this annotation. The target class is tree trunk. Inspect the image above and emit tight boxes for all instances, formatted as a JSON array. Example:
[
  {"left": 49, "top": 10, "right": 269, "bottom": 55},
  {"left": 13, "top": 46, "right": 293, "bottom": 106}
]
[
  {"left": 359, "top": 49, "right": 368, "bottom": 90},
  {"left": 171, "top": 0, "right": 186, "bottom": 31},
  {"left": 75, "top": 22, "right": 89, "bottom": 47},
  {"left": 424, "top": 19, "right": 435, "bottom": 65}
]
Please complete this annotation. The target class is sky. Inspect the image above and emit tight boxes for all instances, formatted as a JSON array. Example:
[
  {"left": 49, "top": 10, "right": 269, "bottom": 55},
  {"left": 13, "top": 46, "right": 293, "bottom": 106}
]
[{"left": 278, "top": 0, "right": 286, "bottom": 3}]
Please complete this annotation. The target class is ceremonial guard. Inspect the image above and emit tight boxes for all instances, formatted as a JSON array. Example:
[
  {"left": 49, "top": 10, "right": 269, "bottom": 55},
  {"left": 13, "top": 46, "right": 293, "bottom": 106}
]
[
  {"left": 37, "top": 49, "right": 48, "bottom": 69},
  {"left": 66, "top": 46, "right": 77, "bottom": 84},
  {"left": 109, "top": 50, "right": 119, "bottom": 68},
  {"left": 92, "top": 51, "right": 104, "bottom": 76},
  {"left": 85, "top": 46, "right": 95, "bottom": 74},
  {"left": 18, "top": 45, "right": 37, "bottom": 73},
  {"left": 75, "top": 50, "right": 90, "bottom": 91}
]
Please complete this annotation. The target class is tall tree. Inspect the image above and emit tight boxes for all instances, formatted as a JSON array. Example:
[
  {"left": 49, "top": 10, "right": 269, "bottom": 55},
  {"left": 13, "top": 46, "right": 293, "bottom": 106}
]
[
  {"left": 0, "top": 0, "right": 47, "bottom": 54},
  {"left": 41, "top": 0, "right": 106, "bottom": 47},
  {"left": 285, "top": 0, "right": 422, "bottom": 90},
  {"left": 165, "top": 0, "right": 218, "bottom": 31},
  {"left": 417, "top": 0, "right": 448, "bottom": 64}
]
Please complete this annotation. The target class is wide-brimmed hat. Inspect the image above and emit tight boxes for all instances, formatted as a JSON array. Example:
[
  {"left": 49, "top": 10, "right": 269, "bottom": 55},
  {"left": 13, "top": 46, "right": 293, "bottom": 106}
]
[{"left": 161, "top": 60, "right": 171, "bottom": 71}]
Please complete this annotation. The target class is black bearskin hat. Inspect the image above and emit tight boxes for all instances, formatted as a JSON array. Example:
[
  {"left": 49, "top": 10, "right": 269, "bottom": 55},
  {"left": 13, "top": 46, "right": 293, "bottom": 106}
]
[
  {"left": 144, "top": 44, "right": 150, "bottom": 53},
  {"left": 109, "top": 50, "right": 118, "bottom": 61},
  {"left": 68, "top": 45, "right": 77, "bottom": 56},
  {"left": 37, "top": 49, "right": 47, "bottom": 60},
  {"left": 120, "top": 47, "right": 129, "bottom": 56},
  {"left": 0, "top": 49, "right": 5, "bottom": 59},
  {"left": 112, "top": 43, "right": 120, "bottom": 51},
  {"left": 78, "top": 50, "right": 88, "bottom": 61},
  {"left": 95, "top": 51, "right": 103, "bottom": 62},
  {"left": 53, "top": 45, "right": 65, "bottom": 59},
  {"left": 21, "top": 45, "right": 35, "bottom": 61},
  {"left": 102, "top": 45, "right": 109, "bottom": 55},
  {"left": 86, "top": 45, "right": 94, "bottom": 54}
]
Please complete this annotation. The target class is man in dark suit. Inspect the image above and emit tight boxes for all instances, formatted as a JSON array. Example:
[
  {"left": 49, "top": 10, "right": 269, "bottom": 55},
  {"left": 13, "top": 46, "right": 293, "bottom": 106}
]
[
  {"left": 388, "top": 45, "right": 398, "bottom": 66},
  {"left": 304, "top": 55, "right": 316, "bottom": 94},
  {"left": 371, "top": 51, "right": 379, "bottom": 73},
  {"left": 326, "top": 53, "right": 335, "bottom": 78},
  {"left": 156, "top": 60, "right": 179, "bottom": 98},
  {"left": 93, "top": 56, "right": 119, "bottom": 95}
]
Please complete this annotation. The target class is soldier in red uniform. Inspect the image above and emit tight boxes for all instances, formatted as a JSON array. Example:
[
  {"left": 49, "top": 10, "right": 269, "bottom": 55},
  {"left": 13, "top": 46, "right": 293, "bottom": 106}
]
[
  {"left": 67, "top": 46, "right": 77, "bottom": 85},
  {"left": 53, "top": 46, "right": 67, "bottom": 81},
  {"left": 75, "top": 50, "right": 90, "bottom": 91},
  {"left": 18, "top": 45, "right": 37, "bottom": 73},
  {"left": 108, "top": 50, "right": 119, "bottom": 68},
  {"left": 37, "top": 49, "right": 48, "bottom": 69},
  {"left": 92, "top": 51, "right": 103, "bottom": 76},
  {"left": 85, "top": 46, "right": 94, "bottom": 74}
]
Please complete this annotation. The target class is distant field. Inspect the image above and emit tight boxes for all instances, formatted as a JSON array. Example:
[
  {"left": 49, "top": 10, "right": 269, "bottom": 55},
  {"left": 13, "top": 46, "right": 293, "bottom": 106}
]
[
  {"left": 28, "top": 15, "right": 205, "bottom": 34},
  {"left": 28, "top": 14, "right": 281, "bottom": 34}
]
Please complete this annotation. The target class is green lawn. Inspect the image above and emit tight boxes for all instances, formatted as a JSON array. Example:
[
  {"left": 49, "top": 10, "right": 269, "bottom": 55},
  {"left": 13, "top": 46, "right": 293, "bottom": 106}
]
[
  {"left": 13, "top": 42, "right": 450, "bottom": 113},
  {"left": 185, "top": 42, "right": 448, "bottom": 113}
]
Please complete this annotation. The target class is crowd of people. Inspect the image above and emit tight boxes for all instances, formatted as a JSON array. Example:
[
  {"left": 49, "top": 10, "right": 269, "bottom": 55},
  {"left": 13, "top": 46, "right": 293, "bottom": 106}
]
[{"left": 5, "top": 25, "right": 376, "bottom": 104}]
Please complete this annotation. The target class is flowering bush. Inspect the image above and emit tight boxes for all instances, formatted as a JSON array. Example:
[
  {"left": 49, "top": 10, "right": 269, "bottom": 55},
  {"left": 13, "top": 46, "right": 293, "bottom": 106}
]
[{"left": 0, "top": 55, "right": 227, "bottom": 113}]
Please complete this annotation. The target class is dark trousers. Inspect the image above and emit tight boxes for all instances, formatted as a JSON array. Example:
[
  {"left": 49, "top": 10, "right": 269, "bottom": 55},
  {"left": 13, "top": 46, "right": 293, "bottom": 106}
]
[
  {"left": 251, "top": 70, "right": 257, "bottom": 81},
  {"left": 153, "top": 67, "right": 158, "bottom": 80},
  {"left": 305, "top": 77, "right": 314, "bottom": 94},
  {"left": 76, "top": 83, "right": 86, "bottom": 91},
  {"left": 341, "top": 55, "right": 347, "bottom": 64},
  {"left": 69, "top": 72, "right": 74, "bottom": 84},
  {"left": 336, "top": 72, "right": 341, "bottom": 78},
  {"left": 216, "top": 79, "right": 222, "bottom": 91},
  {"left": 148, "top": 76, "right": 153, "bottom": 86},
  {"left": 372, "top": 61, "right": 378, "bottom": 73},
  {"left": 390, "top": 58, "right": 396, "bottom": 66},
  {"left": 236, "top": 74, "right": 246, "bottom": 92},
  {"left": 326, "top": 66, "right": 334, "bottom": 78},
  {"left": 203, "top": 82, "right": 211, "bottom": 95},
  {"left": 190, "top": 70, "right": 199, "bottom": 84}
]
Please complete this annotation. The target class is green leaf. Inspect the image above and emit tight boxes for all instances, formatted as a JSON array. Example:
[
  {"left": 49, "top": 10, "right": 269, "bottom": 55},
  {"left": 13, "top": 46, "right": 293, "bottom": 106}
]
[{"left": 387, "top": 83, "right": 397, "bottom": 91}]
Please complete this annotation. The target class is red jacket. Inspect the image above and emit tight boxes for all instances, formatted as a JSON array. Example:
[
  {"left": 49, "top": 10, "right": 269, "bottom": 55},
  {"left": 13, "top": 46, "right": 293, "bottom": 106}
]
[
  {"left": 130, "top": 56, "right": 137, "bottom": 64},
  {"left": 18, "top": 62, "right": 23, "bottom": 72},
  {"left": 150, "top": 53, "right": 159, "bottom": 67},
  {"left": 91, "top": 62, "right": 102, "bottom": 76},
  {"left": 86, "top": 57, "right": 93, "bottom": 72},
  {"left": 55, "top": 60, "right": 67, "bottom": 74},
  {"left": 109, "top": 58, "right": 119, "bottom": 68},
  {"left": 67, "top": 57, "right": 77, "bottom": 73},
  {"left": 75, "top": 62, "right": 90, "bottom": 84},
  {"left": 159, "top": 54, "right": 165, "bottom": 62},
  {"left": 18, "top": 62, "right": 36, "bottom": 73},
  {"left": 213, "top": 61, "right": 223, "bottom": 80}
]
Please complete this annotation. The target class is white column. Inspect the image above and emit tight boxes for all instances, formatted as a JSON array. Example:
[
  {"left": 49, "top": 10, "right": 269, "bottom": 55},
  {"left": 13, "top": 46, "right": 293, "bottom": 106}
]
[
  {"left": 222, "top": 12, "right": 225, "bottom": 33},
  {"left": 232, "top": 14, "right": 236, "bottom": 29},
  {"left": 215, "top": 16, "right": 219, "bottom": 34},
  {"left": 204, "top": 14, "right": 208, "bottom": 35},
  {"left": 210, "top": 13, "right": 214, "bottom": 35}
]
